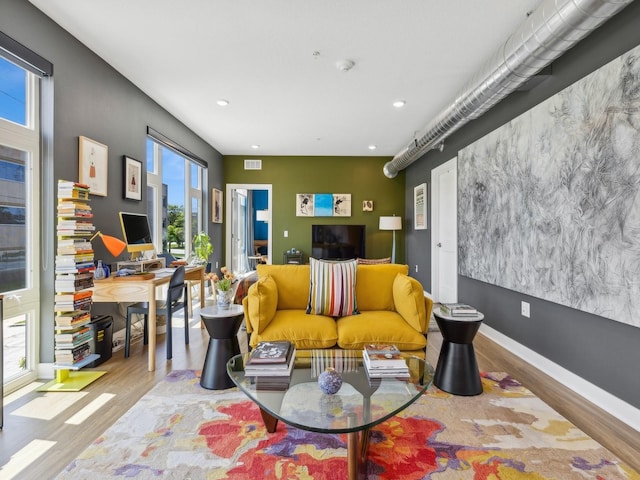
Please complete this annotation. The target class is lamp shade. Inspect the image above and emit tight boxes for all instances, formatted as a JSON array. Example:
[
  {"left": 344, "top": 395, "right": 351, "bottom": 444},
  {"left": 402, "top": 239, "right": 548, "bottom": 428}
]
[
  {"left": 379, "top": 216, "right": 402, "bottom": 231},
  {"left": 90, "top": 231, "right": 127, "bottom": 257}
]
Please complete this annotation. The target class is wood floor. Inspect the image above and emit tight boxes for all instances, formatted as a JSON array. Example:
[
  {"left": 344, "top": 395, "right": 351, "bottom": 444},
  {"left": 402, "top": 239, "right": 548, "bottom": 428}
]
[{"left": 1, "top": 311, "right": 638, "bottom": 479}]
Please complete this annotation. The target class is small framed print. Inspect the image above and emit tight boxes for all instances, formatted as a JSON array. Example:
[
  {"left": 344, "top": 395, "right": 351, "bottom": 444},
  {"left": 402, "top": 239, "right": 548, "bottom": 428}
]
[
  {"left": 212, "top": 188, "right": 223, "bottom": 223},
  {"left": 414, "top": 183, "right": 427, "bottom": 230},
  {"left": 333, "top": 194, "right": 351, "bottom": 217},
  {"left": 123, "top": 156, "right": 142, "bottom": 200},
  {"left": 79, "top": 136, "right": 108, "bottom": 196},
  {"left": 296, "top": 194, "right": 314, "bottom": 217},
  {"left": 363, "top": 200, "right": 374, "bottom": 212}
]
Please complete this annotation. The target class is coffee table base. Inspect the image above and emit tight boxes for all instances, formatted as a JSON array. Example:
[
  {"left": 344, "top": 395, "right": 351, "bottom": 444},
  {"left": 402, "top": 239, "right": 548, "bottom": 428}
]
[{"left": 260, "top": 408, "right": 370, "bottom": 480}]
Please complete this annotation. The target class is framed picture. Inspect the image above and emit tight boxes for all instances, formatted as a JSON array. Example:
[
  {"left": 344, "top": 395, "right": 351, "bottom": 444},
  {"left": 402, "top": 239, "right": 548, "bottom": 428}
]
[
  {"left": 123, "top": 156, "right": 142, "bottom": 200},
  {"left": 78, "top": 136, "right": 108, "bottom": 196},
  {"left": 314, "top": 193, "right": 333, "bottom": 217},
  {"left": 212, "top": 188, "right": 223, "bottom": 223},
  {"left": 362, "top": 200, "right": 374, "bottom": 212},
  {"left": 333, "top": 194, "right": 351, "bottom": 217},
  {"left": 296, "top": 194, "right": 314, "bottom": 217},
  {"left": 414, "top": 183, "right": 427, "bottom": 229}
]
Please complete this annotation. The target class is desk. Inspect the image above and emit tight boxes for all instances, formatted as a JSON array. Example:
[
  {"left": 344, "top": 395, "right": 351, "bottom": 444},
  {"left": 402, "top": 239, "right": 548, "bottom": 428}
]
[{"left": 92, "top": 265, "right": 205, "bottom": 371}]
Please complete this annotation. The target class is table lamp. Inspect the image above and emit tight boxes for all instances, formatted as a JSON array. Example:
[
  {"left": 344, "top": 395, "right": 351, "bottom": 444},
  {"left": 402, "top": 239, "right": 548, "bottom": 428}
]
[
  {"left": 90, "top": 231, "right": 127, "bottom": 257},
  {"left": 379, "top": 216, "right": 402, "bottom": 263}
]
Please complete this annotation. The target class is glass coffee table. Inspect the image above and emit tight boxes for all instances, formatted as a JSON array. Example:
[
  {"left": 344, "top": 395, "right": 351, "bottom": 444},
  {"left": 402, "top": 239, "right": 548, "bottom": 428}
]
[{"left": 227, "top": 350, "right": 434, "bottom": 479}]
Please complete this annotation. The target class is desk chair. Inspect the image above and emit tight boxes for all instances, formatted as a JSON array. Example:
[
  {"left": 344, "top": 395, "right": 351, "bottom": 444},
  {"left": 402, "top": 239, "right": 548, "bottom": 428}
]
[{"left": 125, "top": 266, "right": 189, "bottom": 360}]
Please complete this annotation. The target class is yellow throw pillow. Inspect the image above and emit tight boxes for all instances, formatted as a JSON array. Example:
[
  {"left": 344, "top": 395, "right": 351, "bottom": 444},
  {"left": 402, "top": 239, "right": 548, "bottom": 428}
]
[
  {"left": 248, "top": 275, "right": 278, "bottom": 333},
  {"left": 392, "top": 273, "right": 427, "bottom": 332}
]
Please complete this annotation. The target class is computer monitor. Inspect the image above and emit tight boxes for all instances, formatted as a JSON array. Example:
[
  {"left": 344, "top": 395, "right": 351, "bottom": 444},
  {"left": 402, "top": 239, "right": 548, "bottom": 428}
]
[{"left": 118, "top": 212, "right": 154, "bottom": 260}]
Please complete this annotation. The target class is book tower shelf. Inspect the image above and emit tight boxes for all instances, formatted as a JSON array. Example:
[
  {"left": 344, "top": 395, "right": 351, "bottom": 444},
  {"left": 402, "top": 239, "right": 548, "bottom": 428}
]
[{"left": 38, "top": 180, "right": 106, "bottom": 392}]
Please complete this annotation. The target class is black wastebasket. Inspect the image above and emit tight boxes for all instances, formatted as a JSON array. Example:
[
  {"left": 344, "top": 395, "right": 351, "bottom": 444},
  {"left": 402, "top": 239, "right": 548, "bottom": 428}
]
[{"left": 88, "top": 315, "right": 113, "bottom": 367}]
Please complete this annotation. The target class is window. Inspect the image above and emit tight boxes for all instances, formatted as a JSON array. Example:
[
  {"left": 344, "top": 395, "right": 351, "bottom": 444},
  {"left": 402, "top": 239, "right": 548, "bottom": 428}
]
[
  {"left": 146, "top": 133, "right": 206, "bottom": 260},
  {"left": 0, "top": 54, "right": 41, "bottom": 393}
]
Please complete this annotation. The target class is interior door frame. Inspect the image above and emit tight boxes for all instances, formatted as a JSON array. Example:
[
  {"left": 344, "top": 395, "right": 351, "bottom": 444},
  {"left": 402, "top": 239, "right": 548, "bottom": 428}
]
[
  {"left": 431, "top": 157, "right": 458, "bottom": 303},
  {"left": 225, "top": 183, "right": 272, "bottom": 271}
]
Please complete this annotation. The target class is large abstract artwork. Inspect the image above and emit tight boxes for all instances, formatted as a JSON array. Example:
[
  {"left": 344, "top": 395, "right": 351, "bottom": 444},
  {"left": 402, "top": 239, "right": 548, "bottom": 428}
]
[{"left": 458, "top": 44, "right": 640, "bottom": 328}]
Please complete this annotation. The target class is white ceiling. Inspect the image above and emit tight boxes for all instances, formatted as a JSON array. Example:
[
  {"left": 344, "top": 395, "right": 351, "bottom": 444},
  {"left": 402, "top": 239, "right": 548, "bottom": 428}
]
[{"left": 29, "top": 0, "right": 541, "bottom": 157}]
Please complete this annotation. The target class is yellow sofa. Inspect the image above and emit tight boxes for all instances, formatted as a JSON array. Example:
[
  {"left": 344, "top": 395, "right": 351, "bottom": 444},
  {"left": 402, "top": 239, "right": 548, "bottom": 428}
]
[{"left": 242, "top": 263, "right": 433, "bottom": 358}]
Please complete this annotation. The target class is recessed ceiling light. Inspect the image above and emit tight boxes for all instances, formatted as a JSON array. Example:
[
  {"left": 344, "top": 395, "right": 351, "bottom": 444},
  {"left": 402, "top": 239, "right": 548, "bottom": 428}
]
[
  {"left": 368, "top": 145, "right": 377, "bottom": 150},
  {"left": 216, "top": 99, "right": 229, "bottom": 106},
  {"left": 251, "top": 144, "right": 260, "bottom": 149},
  {"left": 393, "top": 100, "right": 406, "bottom": 108}
]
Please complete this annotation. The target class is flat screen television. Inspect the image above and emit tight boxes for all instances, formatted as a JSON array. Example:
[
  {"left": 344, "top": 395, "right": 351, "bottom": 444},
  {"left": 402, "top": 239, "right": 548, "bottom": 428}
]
[
  {"left": 311, "top": 224, "right": 365, "bottom": 260},
  {"left": 119, "top": 212, "right": 154, "bottom": 259}
]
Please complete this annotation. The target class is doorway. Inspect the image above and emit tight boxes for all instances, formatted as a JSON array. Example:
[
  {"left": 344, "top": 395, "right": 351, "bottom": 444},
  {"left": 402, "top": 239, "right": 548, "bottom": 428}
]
[
  {"left": 225, "top": 184, "right": 272, "bottom": 274},
  {"left": 431, "top": 157, "right": 458, "bottom": 303}
]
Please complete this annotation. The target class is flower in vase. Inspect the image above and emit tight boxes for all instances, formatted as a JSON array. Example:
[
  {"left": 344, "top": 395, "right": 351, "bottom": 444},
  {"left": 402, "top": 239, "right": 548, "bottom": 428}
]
[{"left": 209, "top": 266, "right": 236, "bottom": 291}]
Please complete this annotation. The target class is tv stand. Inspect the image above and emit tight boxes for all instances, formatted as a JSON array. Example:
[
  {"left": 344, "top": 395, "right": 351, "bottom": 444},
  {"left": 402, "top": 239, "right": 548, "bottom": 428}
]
[{"left": 116, "top": 257, "right": 165, "bottom": 273}]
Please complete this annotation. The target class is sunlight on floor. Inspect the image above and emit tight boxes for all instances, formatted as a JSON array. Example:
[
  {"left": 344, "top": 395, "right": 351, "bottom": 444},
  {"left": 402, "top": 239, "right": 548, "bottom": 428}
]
[
  {"left": 11, "top": 392, "right": 87, "bottom": 420},
  {"left": 65, "top": 393, "right": 116, "bottom": 425},
  {"left": 0, "top": 439, "right": 56, "bottom": 480},
  {"left": 3, "top": 381, "right": 44, "bottom": 406}
]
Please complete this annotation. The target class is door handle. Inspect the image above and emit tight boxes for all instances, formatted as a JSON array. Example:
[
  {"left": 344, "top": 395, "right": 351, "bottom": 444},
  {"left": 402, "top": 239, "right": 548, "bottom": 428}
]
[{"left": 437, "top": 242, "right": 442, "bottom": 247}]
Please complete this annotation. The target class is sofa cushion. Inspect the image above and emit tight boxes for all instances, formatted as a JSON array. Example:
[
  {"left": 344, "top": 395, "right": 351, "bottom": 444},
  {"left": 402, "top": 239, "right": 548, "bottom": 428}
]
[
  {"left": 393, "top": 274, "right": 427, "bottom": 332},
  {"left": 257, "top": 264, "right": 310, "bottom": 310},
  {"left": 307, "top": 258, "right": 358, "bottom": 317},
  {"left": 336, "top": 311, "right": 427, "bottom": 350},
  {"left": 249, "top": 310, "right": 338, "bottom": 349},
  {"left": 355, "top": 264, "right": 409, "bottom": 311},
  {"left": 247, "top": 275, "right": 278, "bottom": 334}
]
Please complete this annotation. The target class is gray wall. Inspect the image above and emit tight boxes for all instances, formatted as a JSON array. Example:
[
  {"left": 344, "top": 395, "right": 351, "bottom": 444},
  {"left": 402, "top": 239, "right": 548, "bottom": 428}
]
[
  {"left": 1, "top": 0, "right": 224, "bottom": 362},
  {"left": 405, "top": 2, "right": 640, "bottom": 409}
]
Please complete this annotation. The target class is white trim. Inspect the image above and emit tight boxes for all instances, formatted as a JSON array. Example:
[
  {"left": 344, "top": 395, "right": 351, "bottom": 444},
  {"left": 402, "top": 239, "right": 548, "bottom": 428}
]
[
  {"left": 480, "top": 324, "right": 640, "bottom": 433},
  {"left": 225, "top": 183, "right": 273, "bottom": 270}
]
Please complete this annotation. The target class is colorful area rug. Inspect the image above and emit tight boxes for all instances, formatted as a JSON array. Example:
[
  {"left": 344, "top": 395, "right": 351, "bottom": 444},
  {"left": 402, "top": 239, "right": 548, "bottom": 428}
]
[{"left": 55, "top": 370, "right": 638, "bottom": 479}]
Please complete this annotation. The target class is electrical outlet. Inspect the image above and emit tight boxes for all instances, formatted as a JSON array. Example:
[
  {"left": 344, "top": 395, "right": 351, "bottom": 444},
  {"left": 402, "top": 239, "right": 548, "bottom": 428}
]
[
  {"left": 521, "top": 301, "right": 530, "bottom": 318},
  {"left": 215, "top": 261, "right": 219, "bottom": 269},
  {"left": 415, "top": 264, "right": 419, "bottom": 273},
  {"left": 284, "top": 230, "right": 289, "bottom": 237}
]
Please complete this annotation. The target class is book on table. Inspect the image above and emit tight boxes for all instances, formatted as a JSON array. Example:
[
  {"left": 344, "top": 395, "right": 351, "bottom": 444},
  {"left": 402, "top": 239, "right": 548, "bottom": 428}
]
[
  {"left": 253, "top": 375, "right": 291, "bottom": 391},
  {"left": 362, "top": 344, "right": 409, "bottom": 378},
  {"left": 363, "top": 359, "right": 410, "bottom": 379},
  {"left": 245, "top": 351, "right": 296, "bottom": 377},
  {"left": 246, "top": 340, "right": 293, "bottom": 364},
  {"left": 245, "top": 342, "right": 296, "bottom": 377},
  {"left": 363, "top": 344, "right": 407, "bottom": 367},
  {"left": 440, "top": 303, "right": 478, "bottom": 316}
]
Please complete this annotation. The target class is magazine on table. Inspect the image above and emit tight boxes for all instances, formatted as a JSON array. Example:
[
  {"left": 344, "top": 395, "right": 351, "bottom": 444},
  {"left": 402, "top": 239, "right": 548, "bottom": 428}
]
[
  {"left": 246, "top": 341, "right": 293, "bottom": 364},
  {"left": 440, "top": 303, "right": 478, "bottom": 316}
]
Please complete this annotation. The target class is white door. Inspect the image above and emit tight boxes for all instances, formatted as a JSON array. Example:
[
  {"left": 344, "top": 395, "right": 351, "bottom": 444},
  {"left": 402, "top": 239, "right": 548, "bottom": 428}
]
[
  {"left": 226, "top": 184, "right": 273, "bottom": 273},
  {"left": 431, "top": 157, "right": 458, "bottom": 303}
]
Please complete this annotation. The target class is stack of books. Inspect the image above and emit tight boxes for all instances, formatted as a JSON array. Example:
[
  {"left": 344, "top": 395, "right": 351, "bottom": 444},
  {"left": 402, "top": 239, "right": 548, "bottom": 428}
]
[
  {"left": 245, "top": 341, "right": 296, "bottom": 390},
  {"left": 362, "top": 344, "right": 409, "bottom": 378},
  {"left": 439, "top": 303, "right": 478, "bottom": 316}
]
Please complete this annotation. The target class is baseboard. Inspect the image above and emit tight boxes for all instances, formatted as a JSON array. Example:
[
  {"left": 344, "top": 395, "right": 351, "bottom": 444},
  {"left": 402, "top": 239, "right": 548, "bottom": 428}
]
[{"left": 480, "top": 324, "right": 640, "bottom": 433}]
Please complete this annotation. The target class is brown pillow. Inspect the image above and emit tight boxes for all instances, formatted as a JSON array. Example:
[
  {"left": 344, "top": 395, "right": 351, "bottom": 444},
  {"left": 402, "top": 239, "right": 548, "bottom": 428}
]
[{"left": 356, "top": 257, "right": 391, "bottom": 265}]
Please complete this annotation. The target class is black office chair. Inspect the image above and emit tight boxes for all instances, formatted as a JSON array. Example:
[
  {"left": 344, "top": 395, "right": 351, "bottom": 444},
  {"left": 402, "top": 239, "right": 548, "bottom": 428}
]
[{"left": 125, "top": 266, "right": 189, "bottom": 360}]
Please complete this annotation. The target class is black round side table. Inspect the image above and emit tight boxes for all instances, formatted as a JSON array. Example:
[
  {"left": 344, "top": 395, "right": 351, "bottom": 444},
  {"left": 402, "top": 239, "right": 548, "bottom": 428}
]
[
  {"left": 199, "top": 304, "right": 244, "bottom": 390},
  {"left": 433, "top": 307, "right": 485, "bottom": 396}
]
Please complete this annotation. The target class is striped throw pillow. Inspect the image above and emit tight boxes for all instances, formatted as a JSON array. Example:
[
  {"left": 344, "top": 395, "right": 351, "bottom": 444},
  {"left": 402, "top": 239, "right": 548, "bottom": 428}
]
[{"left": 307, "top": 258, "right": 359, "bottom": 317}]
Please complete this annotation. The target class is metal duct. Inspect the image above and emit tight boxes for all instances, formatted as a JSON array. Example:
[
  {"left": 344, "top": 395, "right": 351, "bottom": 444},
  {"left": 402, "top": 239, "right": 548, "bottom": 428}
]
[{"left": 383, "top": 0, "right": 634, "bottom": 178}]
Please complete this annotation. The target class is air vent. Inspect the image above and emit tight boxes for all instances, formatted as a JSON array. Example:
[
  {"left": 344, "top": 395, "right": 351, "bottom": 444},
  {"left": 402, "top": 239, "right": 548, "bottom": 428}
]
[{"left": 244, "top": 159, "right": 262, "bottom": 170}]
